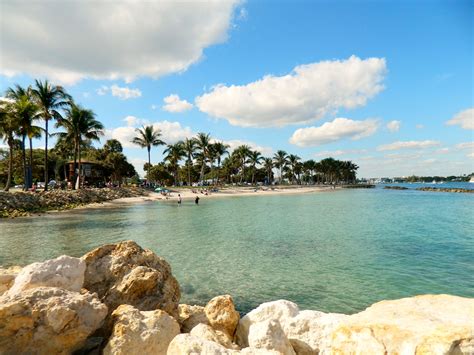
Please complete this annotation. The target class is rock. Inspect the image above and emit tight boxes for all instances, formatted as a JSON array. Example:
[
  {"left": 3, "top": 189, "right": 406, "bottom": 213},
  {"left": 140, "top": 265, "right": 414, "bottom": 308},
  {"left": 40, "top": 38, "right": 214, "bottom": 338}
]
[
  {"left": 167, "top": 333, "right": 237, "bottom": 354},
  {"left": 235, "top": 300, "right": 347, "bottom": 354},
  {"left": 191, "top": 323, "right": 240, "bottom": 350},
  {"left": 248, "top": 319, "right": 295, "bottom": 355},
  {"left": 103, "top": 304, "right": 180, "bottom": 355},
  {"left": 205, "top": 294, "right": 240, "bottom": 338},
  {"left": 330, "top": 294, "right": 474, "bottom": 355},
  {"left": 0, "top": 266, "right": 21, "bottom": 295},
  {"left": 6, "top": 255, "right": 85, "bottom": 295},
  {"left": 178, "top": 304, "right": 209, "bottom": 332},
  {"left": 236, "top": 300, "right": 299, "bottom": 347},
  {"left": 0, "top": 286, "right": 107, "bottom": 354},
  {"left": 81, "top": 241, "right": 180, "bottom": 318}
]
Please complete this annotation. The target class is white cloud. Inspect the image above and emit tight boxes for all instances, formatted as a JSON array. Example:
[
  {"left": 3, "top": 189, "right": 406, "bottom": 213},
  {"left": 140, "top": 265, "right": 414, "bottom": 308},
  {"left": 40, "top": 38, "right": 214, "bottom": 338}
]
[
  {"left": 456, "top": 142, "right": 474, "bottom": 150},
  {"left": 377, "top": 140, "right": 441, "bottom": 151},
  {"left": 151, "top": 105, "right": 158, "bottom": 110},
  {"left": 386, "top": 120, "right": 401, "bottom": 132},
  {"left": 96, "top": 86, "right": 109, "bottom": 96},
  {"left": 435, "top": 147, "right": 450, "bottom": 154},
  {"left": 446, "top": 108, "right": 473, "bottom": 130},
  {"left": 416, "top": 124, "right": 424, "bottom": 129},
  {"left": 107, "top": 119, "right": 195, "bottom": 148},
  {"left": 196, "top": 56, "right": 386, "bottom": 127},
  {"left": 110, "top": 85, "right": 141, "bottom": 100},
  {"left": 0, "top": 0, "right": 240, "bottom": 84},
  {"left": 289, "top": 118, "right": 379, "bottom": 147},
  {"left": 162, "top": 94, "right": 193, "bottom": 113},
  {"left": 314, "top": 149, "right": 367, "bottom": 157}
]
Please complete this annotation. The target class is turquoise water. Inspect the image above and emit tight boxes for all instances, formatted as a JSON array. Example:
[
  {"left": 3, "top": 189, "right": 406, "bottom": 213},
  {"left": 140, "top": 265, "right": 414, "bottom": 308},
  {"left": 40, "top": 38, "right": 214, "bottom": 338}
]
[{"left": 1, "top": 187, "right": 473, "bottom": 314}]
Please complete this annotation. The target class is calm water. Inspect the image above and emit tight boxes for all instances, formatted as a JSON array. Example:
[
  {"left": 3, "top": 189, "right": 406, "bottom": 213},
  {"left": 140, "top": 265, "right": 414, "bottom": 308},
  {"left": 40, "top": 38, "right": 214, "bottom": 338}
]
[{"left": 1, "top": 185, "right": 473, "bottom": 314}]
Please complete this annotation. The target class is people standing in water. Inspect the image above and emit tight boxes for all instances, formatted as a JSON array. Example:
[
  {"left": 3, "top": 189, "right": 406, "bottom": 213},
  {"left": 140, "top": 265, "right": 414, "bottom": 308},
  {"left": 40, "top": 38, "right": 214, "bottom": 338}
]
[
  {"left": 195, "top": 196, "right": 200, "bottom": 205},
  {"left": 178, "top": 194, "right": 182, "bottom": 206}
]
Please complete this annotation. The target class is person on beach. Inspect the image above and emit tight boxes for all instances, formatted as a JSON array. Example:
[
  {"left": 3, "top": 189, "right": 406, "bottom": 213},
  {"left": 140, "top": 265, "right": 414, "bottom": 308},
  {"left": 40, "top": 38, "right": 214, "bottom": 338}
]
[
  {"left": 195, "top": 196, "right": 200, "bottom": 205},
  {"left": 178, "top": 194, "right": 182, "bottom": 206}
]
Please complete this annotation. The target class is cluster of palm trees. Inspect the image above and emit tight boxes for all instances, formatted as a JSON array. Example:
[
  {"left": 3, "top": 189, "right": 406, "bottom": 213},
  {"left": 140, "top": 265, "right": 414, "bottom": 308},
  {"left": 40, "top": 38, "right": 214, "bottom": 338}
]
[
  {"left": 131, "top": 127, "right": 359, "bottom": 186},
  {"left": 0, "top": 80, "right": 104, "bottom": 191}
]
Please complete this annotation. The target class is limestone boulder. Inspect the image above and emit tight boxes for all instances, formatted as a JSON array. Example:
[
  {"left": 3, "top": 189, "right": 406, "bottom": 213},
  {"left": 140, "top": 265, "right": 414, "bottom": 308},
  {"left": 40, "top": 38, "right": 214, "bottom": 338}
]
[
  {"left": 103, "top": 304, "right": 180, "bottom": 355},
  {"left": 6, "top": 255, "right": 85, "bottom": 295},
  {"left": 191, "top": 323, "right": 240, "bottom": 350},
  {"left": 236, "top": 300, "right": 347, "bottom": 354},
  {"left": 167, "top": 333, "right": 237, "bottom": 354},
  {"left": 330, "top": 294, "right": 474, "bottom": 355},
  {"left": 248, "top": 319, "right": 295, "bottom": 355},
  {"left": 81, "top": 241, "right": 180, "bottom": 317},
  {"left": 0, "top": 266, "right": 21, "bottom": 295},
  {"left": 0, "top": 286, "right": 107, "bottom": 354},
  {"left": 178, "top": 304, "right": 209, "bottom": 332},
  {"left": 236, "top": 300, "right": 299, "bottom": 346},
  {"left": 205, "top": 294, "right": 240, "bottom": 337}
]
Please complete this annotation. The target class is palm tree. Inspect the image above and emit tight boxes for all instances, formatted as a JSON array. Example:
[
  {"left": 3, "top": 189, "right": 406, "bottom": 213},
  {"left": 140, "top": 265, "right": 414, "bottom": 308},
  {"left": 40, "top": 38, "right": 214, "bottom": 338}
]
[
  {"left": 303, "top": 159, "right": 317, "bottom": 184},
  {"left": 0, "top": 104, "right": 19, "bottom": 191},
  {"left": 131, "top": 125, "right": 165, "bottom": 168},
  {"left": 234, "top": 145, "right": 251, "bottom": 183},
  {"left": 55, "top": 103, "right": 104, "bottom": 189},
  {"left": 163, "top": 141, "right": 185, "bottom": 186},
  {"left": 273, "top": 150, "right": 288, "bottom": 184},
  {"left": 248, "top": 150, "right": 263, "bottom": 184},
  {"left": 195, "top": 132, "right": 211, "bottom": 184},
  {"left": 211, "top": 141, "right": 229, "bottom": 184},
  {"left": 31, "top": 79, "right": 71, "bottom": 190},
  {"left": 263, "top": 157, "right": 273, "bottom": 185},
  {"left": 10, "top": 94, "right": 41, "bottom": 190},
  {"left": 288, "top": 154, "right": 301, "bottom": 184},
  {"left": 183, "top": 138, "right": 197, "bottom": 186}
]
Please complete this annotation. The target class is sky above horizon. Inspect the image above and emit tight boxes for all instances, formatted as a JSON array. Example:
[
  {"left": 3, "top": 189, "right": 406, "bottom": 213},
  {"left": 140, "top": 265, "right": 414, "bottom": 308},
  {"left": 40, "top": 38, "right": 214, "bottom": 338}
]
[{"left": 1, "top": 0, "right": 472, "bottom": 178}]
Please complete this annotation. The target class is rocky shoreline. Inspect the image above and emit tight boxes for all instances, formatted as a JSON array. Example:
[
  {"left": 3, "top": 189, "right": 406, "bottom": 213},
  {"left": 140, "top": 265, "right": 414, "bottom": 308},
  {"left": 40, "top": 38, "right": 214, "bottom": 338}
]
[
  {"left": 0, "top": 187, "right": 148, "bottom": 218},
  {"left": 415, "top": 187, "right": 474, "bottom": 193},
  {"left": 0, "top": 241, "right": 472, "bottom": 354}
]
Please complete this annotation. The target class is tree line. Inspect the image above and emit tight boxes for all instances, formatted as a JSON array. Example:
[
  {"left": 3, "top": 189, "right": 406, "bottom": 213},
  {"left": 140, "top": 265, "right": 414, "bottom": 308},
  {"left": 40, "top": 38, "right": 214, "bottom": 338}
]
[
  {"left": 1, "top": 79, "right": 359, "bottom": 191},
  {"left": 131, "top": 128, "right": 359, "bottom": 187},
  {"left": 0, "top": 80, "right": 136, "bottom": 191}
]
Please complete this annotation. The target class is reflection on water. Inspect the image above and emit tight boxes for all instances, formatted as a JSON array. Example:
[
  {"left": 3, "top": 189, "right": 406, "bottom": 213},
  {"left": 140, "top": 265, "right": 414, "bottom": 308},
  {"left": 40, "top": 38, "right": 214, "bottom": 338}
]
[{"left": 1, "top": 187, "right": 473, "bottom": 314}]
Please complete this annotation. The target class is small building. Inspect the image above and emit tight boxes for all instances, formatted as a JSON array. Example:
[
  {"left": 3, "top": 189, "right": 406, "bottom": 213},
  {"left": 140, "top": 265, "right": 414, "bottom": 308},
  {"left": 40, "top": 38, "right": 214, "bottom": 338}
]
[{"left": 67, "top": 160, "right": 105, "bottom": 187}]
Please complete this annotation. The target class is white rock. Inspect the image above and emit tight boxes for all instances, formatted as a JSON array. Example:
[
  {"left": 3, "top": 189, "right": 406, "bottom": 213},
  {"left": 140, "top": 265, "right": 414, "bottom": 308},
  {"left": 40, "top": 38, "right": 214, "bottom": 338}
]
[
  {"left": 235, "top": 300, "right": 347, "bottom": 354},
  {"left": 0, "top": 266, "right": 21, "bottom": 295},
  {"left": 190, "top": 323, "right": 240, "bottom": 350},
  {"left": 167, "top": 333, "right": 236, "bottom": 354},
  {"left": 235, "top": 300, "right": 299, "bottom": 346},
  {"left": 7, "top": 255, "right": 85, "bottom": 295},
  {"left": 104, "top": 304, "right": 180, "bottom": 355},
  {"left": 178, "top": 304, "right": 209, "bottom": 332},
  {"left": 329, "top": 294, "right": 474, "bottom": 355},
  {"left": 248, "top": 319, "right": 295, "bottom": 355}
]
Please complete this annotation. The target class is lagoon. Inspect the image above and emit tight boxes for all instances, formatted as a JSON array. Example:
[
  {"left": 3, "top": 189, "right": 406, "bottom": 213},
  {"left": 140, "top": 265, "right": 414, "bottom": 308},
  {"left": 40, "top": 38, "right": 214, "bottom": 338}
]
[{"left": 0, "top": 186, "right": 473, "bottom": 314}]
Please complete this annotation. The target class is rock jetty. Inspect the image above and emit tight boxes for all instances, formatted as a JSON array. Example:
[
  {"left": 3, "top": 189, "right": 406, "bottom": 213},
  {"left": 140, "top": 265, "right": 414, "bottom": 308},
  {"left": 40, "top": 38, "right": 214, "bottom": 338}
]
[
  {"left": 416, "top": 187, "right": 474, "bottom": 193},
  {"left": 1, "top": 241, "right": 473, "bottom": 354},
  {"left": 0, "top": 187, "right": 147, "bottom": 218},
  {"left": 384, "top": 185, "right": 409, "bottom": 190}
]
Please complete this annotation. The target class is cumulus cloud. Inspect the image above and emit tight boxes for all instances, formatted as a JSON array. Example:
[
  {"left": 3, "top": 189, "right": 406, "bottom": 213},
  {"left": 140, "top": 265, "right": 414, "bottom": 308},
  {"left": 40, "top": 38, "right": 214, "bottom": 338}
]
[
  {"left": 446, "top": 108, "right": 473, "bottom": 130},
  {"left": 386, "top": 120, "right": 401, "bottom": 132},
  {"left": 377, "top": 140, "right": 441, "bottom": 151},
  {"left": 96, "top": 85, "right": 142, "bottom": 99},
  {"left": 162, "top": 94, "right": 194, "bottom": 113},
  {"left": 289, "top": 118, "right": 379, "bottom": 147},
  {"left": 314, "top": 149, "right": 367, "bottom": 157},
  {"left": 107, "top": 119, "right": 195, "bottom": 148},
  {"left": 196, "top": 56, "right": 386, "bottom": 127},
  {"left": 0, "top": 0, "right": 240, "bottom": 84}
]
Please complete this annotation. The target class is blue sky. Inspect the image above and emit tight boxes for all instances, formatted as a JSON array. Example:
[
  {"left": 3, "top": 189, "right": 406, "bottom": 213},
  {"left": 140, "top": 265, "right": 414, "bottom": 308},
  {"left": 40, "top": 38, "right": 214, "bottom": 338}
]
[{"left": 1, "top": 0, "right": 472, "bottom": 177}]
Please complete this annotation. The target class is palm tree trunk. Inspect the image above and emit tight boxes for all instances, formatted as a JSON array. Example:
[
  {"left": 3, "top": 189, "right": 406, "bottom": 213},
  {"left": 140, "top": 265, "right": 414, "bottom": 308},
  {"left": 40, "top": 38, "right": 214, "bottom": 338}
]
[
  {"left": 28, "top": 137, "right": 34, "bottom": 189},
  {"left": 4, "top": 140, "right": 13, "bottom": 192},
  {"left": 72, "top": 141, "right": 78, "bottom": 190},
  {"left": 44, "top": 118, "right": 49, "bottom": 191},
  {"left": 77, "top": 143, "right": 81, "bottom": 189},
  {"left": 147, "top": 146, "right": 151, "bottom": 167},
  {"left": 22, "top": 135, "right": 27, "bottom": 191},
  {"left": 187, "top": 159, "right": 192, "bottom": 187},
  {"left": 199, "top": 158, "right": 206, "bottom": 184}
]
